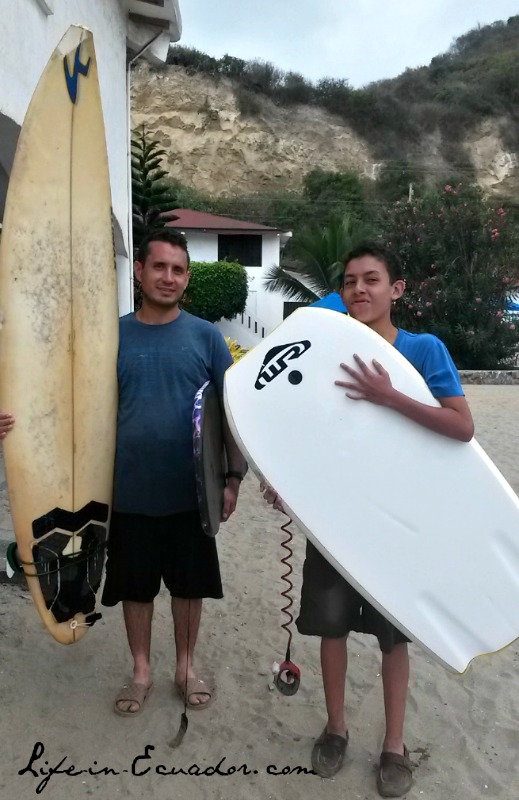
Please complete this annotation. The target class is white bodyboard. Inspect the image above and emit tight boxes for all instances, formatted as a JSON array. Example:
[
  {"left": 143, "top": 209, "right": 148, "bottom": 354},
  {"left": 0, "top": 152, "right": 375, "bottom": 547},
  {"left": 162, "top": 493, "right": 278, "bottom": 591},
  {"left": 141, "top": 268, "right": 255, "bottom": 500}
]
[{"left": 224, "top": 307, "right": 519, "bottom": 673}]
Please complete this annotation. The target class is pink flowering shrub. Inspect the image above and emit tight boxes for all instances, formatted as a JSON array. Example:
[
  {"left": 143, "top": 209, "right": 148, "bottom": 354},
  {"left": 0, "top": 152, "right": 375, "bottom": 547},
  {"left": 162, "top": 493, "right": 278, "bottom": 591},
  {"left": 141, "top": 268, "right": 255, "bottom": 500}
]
[{"left": 382, "top": 183, "right": 519, "bottom": 368}]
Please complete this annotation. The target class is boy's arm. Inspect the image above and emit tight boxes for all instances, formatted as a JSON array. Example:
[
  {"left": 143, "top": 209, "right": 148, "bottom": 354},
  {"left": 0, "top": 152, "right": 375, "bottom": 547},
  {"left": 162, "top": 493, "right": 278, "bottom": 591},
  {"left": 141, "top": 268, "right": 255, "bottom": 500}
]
[{"left": 336, "top": 355, "right": 474, "bottom": 442}]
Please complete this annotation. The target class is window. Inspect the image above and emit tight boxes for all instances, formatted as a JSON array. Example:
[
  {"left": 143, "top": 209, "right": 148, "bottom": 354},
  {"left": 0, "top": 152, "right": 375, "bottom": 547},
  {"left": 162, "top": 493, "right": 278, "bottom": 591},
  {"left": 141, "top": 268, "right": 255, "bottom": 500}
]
[{"left": 218, "top": 235, "right": 262, "bottom": 266}]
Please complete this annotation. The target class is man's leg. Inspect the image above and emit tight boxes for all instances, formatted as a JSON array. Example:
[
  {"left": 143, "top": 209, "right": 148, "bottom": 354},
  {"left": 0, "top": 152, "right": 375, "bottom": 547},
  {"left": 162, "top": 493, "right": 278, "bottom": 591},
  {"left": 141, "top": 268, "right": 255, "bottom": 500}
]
[
  {"left": 172, "top": 597, "right": 210, "bottom": 707},
  {"left": 381, "top": 642, "right": 409, "bottom": 754},
  {"left": 115, "top": 600, "right": 154, "bottom": 713}
]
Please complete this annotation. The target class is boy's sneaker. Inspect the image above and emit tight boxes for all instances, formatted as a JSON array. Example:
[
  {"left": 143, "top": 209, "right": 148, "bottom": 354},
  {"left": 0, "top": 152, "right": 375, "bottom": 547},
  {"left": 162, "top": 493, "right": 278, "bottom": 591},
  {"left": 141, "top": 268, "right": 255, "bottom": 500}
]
[{"left": 376, "top": 746, "right": 413, "bottom": 797}]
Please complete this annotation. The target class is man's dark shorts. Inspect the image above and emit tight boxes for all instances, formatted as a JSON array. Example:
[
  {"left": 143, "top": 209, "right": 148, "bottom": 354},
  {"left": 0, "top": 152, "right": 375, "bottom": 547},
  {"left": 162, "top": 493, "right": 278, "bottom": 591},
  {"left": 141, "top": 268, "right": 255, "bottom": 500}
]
[
  {"left": 296, "top": 540, "right": 410, "bottom": 654},
  {"left": 101, "top": 509, "right": 223, "bottom": 606}
]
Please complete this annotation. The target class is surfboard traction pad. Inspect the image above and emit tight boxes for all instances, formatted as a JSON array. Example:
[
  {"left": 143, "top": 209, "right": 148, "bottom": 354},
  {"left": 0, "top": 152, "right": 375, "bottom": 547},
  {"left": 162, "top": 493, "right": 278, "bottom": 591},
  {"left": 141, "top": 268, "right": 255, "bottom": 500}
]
[
  {"left": 193, "top": 382, "right": 226, "bottom": 538},
  {"left": 22, "top": 501, "right": 109, "bottom": 625}
]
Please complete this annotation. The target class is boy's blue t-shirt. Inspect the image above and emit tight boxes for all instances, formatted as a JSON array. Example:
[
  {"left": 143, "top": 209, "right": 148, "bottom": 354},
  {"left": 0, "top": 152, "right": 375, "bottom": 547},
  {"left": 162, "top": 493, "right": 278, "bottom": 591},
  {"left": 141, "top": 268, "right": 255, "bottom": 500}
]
[
  {"left": 393, "top": 329, "right": 463, "bottom": 398},
  {"left": 113, "top": 311, "right": 233, "bottom": 516}
]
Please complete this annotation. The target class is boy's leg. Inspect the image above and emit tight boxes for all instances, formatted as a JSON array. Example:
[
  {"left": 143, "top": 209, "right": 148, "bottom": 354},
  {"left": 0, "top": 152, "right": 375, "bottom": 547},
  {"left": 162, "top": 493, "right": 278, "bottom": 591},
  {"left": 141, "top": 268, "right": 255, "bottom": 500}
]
[
  {"left": 381, "top": 642, "right": 409, "bottom": 754},
  {"left": 377, "top": 642, "right": 412, "bottom": 797},
  {"left": 321, "top": 636, "right": 348, "bottom": 735},
  {"left": 172, "top": 597, "right": 211, "bottom": 707},
  {"left": 115, "top": 600, "right": 154, "bottom": 713},
  {"left": 311, "top": 636, "right": 349, "bottom": 778}
]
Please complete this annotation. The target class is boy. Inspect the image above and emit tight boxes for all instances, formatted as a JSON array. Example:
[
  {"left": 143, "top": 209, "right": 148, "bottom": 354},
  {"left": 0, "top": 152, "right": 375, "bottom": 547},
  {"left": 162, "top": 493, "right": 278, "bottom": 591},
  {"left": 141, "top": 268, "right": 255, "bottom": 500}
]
[{"left": 264, "top": 241, "right": 473, "bottom": 797}]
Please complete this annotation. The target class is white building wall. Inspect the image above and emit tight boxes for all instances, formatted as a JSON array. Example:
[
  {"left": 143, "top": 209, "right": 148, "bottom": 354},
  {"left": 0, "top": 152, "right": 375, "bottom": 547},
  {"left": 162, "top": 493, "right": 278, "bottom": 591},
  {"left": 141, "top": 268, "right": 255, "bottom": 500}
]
[
  {"left": 2, "top": 2, "right": 128, "bottom": 256},
  {"left": 185, "top": 229, "right": 286, "bottom": 343},
  {"left": 184, "top": 232, "right": 218, "bottom": 263},
  {"left": 252, "top": 232, "right": 285, "bottom": 331},
  {"left": 1, "top": 0, "right": 181, "bottom": 315}
]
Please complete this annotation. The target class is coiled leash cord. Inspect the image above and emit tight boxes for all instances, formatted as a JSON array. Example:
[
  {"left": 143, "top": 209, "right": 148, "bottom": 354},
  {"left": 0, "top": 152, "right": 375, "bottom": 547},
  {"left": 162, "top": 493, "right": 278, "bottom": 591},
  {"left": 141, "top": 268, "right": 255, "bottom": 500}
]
[{"left": 273, "top": 514, "right": 300, "bottom": 696}]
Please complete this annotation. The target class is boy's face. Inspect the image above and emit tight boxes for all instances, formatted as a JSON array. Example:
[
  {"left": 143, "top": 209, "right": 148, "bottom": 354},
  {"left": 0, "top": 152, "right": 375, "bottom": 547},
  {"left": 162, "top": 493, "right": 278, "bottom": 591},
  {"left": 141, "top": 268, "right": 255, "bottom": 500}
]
[{"left": 340, "top": 255, "right": 405, "bottom": 327}]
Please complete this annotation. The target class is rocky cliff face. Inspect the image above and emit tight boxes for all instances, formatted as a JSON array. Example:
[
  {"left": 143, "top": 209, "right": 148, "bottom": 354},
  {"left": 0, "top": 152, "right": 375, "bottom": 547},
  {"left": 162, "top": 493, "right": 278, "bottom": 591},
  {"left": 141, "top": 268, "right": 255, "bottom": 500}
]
[{"left": 131, "top": 62, "right": 518, "bottom": 200}]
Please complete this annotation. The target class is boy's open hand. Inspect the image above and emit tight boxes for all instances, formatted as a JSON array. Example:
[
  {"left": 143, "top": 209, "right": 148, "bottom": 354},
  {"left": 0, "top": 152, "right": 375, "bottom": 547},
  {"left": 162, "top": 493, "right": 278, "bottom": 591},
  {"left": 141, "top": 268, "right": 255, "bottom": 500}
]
[{"left": 335, "top": 354, "right": 396, "bottom": 406}]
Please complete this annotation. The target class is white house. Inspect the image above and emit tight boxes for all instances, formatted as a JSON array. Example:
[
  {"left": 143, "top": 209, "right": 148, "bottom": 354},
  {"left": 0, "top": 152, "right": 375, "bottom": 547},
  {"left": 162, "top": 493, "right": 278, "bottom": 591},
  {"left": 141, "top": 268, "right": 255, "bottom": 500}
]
[
  {"left": 166, "top": 208, "right": 292, "bottom": 347},
  {"left": 0, "top": 0, "right": 182, "bottom": 314}
]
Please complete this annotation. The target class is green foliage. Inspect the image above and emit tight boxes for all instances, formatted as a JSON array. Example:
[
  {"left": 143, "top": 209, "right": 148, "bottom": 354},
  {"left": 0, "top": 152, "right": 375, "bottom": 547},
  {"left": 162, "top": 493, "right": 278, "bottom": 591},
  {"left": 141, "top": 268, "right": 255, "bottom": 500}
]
[
  {"left": 131, "top": 126, "right": 179, "bottom": 254},
  {"left": 382, "top": 183, "right": 519, "bottom": 368},
  {"left": 303, "top": 168, "right": 366, "bottom": 226},
  {"left": 182, "top": 261, "right": 248, "bottom": 323},
  {"left": 374, "top": 160, "right": 427, "bottom": 204},
  {"left": 263, "top": 214, "right": 373, "bottom": 303}
]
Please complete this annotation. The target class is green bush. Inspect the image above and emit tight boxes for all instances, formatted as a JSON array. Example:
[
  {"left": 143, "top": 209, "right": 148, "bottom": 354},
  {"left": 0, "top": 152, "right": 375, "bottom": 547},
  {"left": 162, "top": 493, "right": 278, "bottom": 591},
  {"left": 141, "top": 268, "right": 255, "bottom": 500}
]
[
  {"left": 182, "top": 261, "right": 248, "bottom": 323},
  {"left": 382, "top": 183, "right": 519, "bottom": 368}
]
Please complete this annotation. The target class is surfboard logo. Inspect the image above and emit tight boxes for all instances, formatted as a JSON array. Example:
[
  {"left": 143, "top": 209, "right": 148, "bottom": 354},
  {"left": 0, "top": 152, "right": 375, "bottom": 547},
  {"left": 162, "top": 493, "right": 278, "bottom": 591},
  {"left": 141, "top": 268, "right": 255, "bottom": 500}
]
[
  {"left": 255, "top": 340, "right": 311, "bottom": 390},
  {"left": 63, "top": 43, "right": 91, "bottom": 104}
]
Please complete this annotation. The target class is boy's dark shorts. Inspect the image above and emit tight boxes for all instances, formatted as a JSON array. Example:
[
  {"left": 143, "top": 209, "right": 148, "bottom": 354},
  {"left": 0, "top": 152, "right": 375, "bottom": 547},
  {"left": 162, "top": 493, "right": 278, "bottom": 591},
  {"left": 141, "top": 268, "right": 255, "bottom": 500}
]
[
  {"left": 101, "top": 509, "right": 223, "bottom": 606},
  {"left": 296, "top": 540, "right": 410, "bottom": 654}
]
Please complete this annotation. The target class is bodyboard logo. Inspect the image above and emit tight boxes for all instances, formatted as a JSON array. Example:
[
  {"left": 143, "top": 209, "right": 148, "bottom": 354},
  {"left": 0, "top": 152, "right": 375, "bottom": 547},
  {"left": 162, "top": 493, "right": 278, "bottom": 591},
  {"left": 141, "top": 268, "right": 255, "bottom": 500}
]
[
  {"left": 63, "top": 43, "right": 91, "bottom": 104},
  {"left": 255, "top": 340, "right": 311, "bottom": 390}
]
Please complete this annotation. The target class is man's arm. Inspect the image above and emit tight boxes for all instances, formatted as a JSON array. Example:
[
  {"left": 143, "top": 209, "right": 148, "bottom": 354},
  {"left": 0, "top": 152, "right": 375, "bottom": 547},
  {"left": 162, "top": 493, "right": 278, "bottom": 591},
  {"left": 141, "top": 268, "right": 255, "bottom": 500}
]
[
  {"left": 336, "top": 355, "right": 474, "bottom": 442},
  {"left": 221, "top": 415, "right": 246, "bottom": 521}
]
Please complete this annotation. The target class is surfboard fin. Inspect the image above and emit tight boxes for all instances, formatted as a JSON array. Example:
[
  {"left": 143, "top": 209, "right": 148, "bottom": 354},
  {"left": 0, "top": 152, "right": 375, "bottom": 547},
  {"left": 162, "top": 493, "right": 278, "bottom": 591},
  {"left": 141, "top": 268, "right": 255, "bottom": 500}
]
[{"left": 6, "top": 542, "right": 22, "bottom": 578}]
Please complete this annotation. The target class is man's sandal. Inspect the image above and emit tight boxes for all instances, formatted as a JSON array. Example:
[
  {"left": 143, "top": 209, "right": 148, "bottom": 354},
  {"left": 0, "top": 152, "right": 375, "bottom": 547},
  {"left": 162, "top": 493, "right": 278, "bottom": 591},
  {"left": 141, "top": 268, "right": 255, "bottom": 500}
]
[
  {"left": 114, "top": 682, "right": 153, "bottom": 716},
  {"left": 175, "top": 678, "right": 213, "bottom": 710}
]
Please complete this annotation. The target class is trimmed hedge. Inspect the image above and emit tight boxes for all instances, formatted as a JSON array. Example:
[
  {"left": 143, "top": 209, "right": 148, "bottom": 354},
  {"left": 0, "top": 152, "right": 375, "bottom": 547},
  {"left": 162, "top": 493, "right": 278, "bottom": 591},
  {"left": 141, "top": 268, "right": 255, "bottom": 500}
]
[{"left": 182, "top": 261, "right": 248, "bottom": 323}]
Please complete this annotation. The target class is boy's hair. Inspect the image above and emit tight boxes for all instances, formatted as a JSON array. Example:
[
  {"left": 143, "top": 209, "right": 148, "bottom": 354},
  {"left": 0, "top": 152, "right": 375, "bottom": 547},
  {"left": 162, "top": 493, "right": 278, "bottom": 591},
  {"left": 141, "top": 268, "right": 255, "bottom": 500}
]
[
  {"left": 342, "top": 241, "right": 403, "bottom": 284},
  {"left": 137, "top": 228, "right": 190, "bottom": 267}
]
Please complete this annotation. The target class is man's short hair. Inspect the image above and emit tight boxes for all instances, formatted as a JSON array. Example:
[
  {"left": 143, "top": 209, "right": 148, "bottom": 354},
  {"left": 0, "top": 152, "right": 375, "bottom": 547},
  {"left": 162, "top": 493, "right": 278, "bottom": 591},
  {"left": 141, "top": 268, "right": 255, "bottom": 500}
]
[
  {"left": 342, "top": 241, "right": 403, "bottom": 284},
  {"left": 137, "top": 228, "right": 190, "bottom": 267}
]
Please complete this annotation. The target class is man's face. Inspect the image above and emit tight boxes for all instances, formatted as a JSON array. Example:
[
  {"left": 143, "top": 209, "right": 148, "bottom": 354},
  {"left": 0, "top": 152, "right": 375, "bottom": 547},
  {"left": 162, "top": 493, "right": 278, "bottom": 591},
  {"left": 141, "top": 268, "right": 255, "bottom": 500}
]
[
  {"left": 340, "top": 255, "right": 404, "bottom": 326},
  {"left": 134, "top": 241, "right": 190, "bottom": 309}
]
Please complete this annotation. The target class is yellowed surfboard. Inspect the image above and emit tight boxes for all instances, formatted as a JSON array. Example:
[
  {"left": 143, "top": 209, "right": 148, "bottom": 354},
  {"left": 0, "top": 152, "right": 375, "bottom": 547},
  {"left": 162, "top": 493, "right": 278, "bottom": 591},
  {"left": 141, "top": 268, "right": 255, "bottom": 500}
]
[{"left": 0, "top": 26, "right": 118, "bottom": 643}]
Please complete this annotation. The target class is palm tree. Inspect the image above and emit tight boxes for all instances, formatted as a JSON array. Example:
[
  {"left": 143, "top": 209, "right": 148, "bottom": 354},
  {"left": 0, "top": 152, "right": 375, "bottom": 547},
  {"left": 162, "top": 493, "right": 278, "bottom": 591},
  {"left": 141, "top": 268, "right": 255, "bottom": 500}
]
[{"left": 263, "top": 214, "right": 373, "bottom": 302}]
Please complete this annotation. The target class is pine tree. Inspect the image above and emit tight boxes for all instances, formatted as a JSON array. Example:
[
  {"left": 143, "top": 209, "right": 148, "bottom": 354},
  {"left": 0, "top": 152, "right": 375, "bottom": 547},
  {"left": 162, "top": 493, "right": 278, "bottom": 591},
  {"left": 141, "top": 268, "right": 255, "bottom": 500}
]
[{"left": 131, "top": 126, "right": 179, "bottom": 255}]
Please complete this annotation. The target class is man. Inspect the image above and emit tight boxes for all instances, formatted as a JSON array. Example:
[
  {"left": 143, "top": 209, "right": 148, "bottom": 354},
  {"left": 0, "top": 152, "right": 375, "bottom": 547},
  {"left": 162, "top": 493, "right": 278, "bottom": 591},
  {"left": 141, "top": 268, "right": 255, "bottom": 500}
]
[
  {"left": 101, "top": 228, "right": 245, "bottom": 715},
  {"left": 0, "top": 229, "right": 243, "bottom": 715}
]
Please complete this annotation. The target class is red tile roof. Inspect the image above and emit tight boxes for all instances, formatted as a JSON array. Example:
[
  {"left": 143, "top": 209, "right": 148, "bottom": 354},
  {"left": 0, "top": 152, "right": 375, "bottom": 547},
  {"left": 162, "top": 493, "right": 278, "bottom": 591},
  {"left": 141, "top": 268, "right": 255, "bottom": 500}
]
[{"left": 165, "top": 208, "right": 284, "bottom": 233}]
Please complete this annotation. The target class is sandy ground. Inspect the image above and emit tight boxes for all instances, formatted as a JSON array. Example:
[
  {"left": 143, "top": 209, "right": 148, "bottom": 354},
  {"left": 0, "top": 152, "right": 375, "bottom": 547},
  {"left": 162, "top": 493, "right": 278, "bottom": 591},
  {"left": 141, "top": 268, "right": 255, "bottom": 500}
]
[{"left": 0, "top": 385, "right": 518, "bottom": 800}]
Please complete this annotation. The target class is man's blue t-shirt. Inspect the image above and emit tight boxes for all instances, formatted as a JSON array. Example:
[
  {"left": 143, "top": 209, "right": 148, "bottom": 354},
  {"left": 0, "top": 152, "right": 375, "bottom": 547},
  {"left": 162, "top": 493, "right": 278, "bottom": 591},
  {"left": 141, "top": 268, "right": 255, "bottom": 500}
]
[
  {"left": 393, "top": 329, "right": 463, "bottom": 398},
  {"left": 113, "top": 311, "right": 233, "bottom": 516}
]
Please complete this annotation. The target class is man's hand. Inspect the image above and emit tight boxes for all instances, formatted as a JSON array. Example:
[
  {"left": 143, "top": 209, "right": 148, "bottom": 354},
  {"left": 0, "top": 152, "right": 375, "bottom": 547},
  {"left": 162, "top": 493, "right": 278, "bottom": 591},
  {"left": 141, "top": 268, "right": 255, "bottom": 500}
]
[
  {"left": 222, "top": 478, "right": 240, "bottom": 522},
  {"left": 335, "top": 354, "right": 396, "bottom": 407},
  {"left": 0, "top": 412, "right": 14, "bottom": 440},
  {"left": 260, "top": 482, "right": 285, "bottom": 513}
]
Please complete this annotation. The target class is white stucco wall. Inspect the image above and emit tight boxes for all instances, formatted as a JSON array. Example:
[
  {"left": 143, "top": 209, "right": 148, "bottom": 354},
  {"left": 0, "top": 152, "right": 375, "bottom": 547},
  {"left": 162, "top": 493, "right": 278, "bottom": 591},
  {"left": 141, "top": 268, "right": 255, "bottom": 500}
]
[
  {"left": 184, "top": 232, "right": 218, "bottom": 263},
  {"left": 0, "top": 0, "right": 181, "bottom": 315},
  {"left": 251, "top": 231, "right": 285, "bottom": 330},
  {"left": 2, "top": 2, "right": 128, "bottom": 253}
]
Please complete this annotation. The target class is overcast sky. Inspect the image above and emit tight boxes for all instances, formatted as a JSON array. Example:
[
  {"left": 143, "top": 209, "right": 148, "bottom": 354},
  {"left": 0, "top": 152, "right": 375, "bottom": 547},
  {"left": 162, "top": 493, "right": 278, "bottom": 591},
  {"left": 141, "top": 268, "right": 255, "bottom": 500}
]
[{"left": 178, "top": 1, "right": 519, "bottom": 87}]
